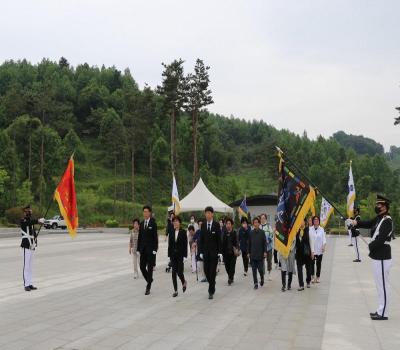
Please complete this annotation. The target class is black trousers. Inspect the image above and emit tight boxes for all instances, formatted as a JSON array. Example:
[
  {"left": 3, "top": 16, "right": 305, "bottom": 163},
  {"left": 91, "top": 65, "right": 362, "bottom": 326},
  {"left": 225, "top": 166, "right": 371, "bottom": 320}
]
[
  {"left": 297, "top": 257, "right": 312, "bottom": 287},
  {"left": 251, "top": 258, "right": 264, "bottom": 284},
  {"left": 273, "top": 249, "right": 278, "bottom": 264},
  {"left": 204, "top": 256, "right": 218, "bottom": 295},
  {"left": 140, "top": 253, "right": 155, "bottom": 288},
  {"left": 281, "top": 271, "right": 293, "bottom": 287},
  {"left": 223, "top": 254, "right": 237, "bottom": 281},
  {"left": 311, "top": 254, "right": 323, "bottom": 278},
  {"left": 171, "top": 256, "right": 185, "bottom": 292},
  {"left": 242, "top": 252, "right": 249, "bottom": 273}
]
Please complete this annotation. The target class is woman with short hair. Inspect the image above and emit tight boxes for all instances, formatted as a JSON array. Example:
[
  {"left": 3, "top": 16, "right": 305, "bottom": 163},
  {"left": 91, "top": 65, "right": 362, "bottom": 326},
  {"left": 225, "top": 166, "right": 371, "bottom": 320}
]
[
  {"left": 168, "top": 216, "right": 188, "bottom": 297},
  {"left": 309, "top": 216, "right": 327, "bottom": 283},
  {"left": 129, "top": 218, "right": 140, "bottom": 279},
  {"left": 222, "top": 217, "right": 239, "bottom": 285}
]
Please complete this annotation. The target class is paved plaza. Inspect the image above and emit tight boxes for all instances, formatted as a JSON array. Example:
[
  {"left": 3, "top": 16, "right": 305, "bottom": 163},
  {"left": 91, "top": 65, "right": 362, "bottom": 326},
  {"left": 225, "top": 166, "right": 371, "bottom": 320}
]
[{"left": 0, "top": 231, "right": 399, "bottom": 350}]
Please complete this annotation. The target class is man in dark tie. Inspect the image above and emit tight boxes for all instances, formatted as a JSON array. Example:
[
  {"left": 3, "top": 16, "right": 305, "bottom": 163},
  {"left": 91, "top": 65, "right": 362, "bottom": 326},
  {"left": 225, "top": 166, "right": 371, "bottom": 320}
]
[
  {"left": 199, "top": 206, "right": 222, "bottom": 299},
  {"left": 137, "top": 205, "right": 158, "bottom": 295}
]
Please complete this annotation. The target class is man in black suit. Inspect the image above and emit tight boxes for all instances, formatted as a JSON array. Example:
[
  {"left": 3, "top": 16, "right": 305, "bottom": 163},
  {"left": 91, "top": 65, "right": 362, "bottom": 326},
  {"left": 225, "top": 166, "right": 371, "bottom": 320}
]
[
  {"left": 168, "top": 216, "right": 188, "bottom": 297},
  {"left": 199, "top": 206, "right": 222, "bottom": 299},
  {"left": 137, "top": 205, "right": 158, "bottom": 295}
]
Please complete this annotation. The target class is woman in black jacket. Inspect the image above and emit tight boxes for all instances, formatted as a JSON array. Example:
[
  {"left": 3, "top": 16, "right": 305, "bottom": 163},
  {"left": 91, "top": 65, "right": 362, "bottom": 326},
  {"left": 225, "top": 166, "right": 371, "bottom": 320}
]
[
  {"left": 222, "top": 218, "right": 239, "bottom": 285},
  {"left": 168, "top": 216, "right": 188, "bottom": 297},
  {"left": 295, "top": 218, "right": 313, "bottom": 291}
]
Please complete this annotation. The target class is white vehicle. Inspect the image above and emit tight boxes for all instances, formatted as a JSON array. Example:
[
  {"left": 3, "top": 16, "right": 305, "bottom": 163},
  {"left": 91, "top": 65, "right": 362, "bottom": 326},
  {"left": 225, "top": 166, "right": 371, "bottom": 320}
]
[{"left": 44, "top": 215, "right": 67, "bottom": 230}]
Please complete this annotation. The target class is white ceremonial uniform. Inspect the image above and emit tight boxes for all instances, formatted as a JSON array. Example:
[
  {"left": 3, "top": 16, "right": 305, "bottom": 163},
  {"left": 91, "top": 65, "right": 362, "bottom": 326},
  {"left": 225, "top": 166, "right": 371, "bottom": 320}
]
[
  {"left": 370, "top": 217, "right": 392, "bottom": 317},
  {"left": 357, "top": 213, "right": 393, "bottom": 318}
]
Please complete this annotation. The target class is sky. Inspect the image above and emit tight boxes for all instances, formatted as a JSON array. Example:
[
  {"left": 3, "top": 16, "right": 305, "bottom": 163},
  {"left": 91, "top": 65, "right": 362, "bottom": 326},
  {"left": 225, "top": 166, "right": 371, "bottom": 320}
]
[{"left": 1, "top": 0, "right": 399, "bottom": 150}]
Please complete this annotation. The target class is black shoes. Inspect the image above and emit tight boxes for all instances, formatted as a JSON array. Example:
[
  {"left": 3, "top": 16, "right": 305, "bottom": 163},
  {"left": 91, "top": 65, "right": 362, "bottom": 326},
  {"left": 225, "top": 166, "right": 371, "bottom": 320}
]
[
  {"left": 348, "top": 244, "right": 353, "bottom": 246},
  {"left": 371, "top": 314, "right": 388, "bottom": 321},
  {"left": 172, "top": 291, "right": 178, "bottom": 297},
  {"left": 208, "top": 294, "right": 214, "bottom": 300},
  {"left": 182, "top": 281, "right": 187, "bottom": 293},
  {"left": 260, "top": 279, "right": 264, "bottom": 287},
  {"left": 281, "top": 286, "right": 286, "bottom": 292},
  {"left": 369, "top": 312, "right": 378, "bottom": 317},
  {"left": 145, "top": 288, "right": 150, "bottom": 295},
  {"left": 254, "top": 284, "right": 258, "bottom": 290},
  {"left": 353, "top": 259, "right": 361, "bottom": 262},
  {"left": 228, "top": 279, "right": 232, "bottom": 286},
  {"left": 298, "top": 287, "right": 305, "bottom": 291},
  {"left": 24, "top": 285, "right": 37, "bottom": 291}
]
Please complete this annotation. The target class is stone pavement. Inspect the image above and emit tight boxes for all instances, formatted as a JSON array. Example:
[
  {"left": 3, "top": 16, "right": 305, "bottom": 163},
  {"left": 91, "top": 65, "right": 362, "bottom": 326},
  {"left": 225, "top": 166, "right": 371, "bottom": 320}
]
[{"left": 0, "top": 232, "right": 398, "bottom": 350}]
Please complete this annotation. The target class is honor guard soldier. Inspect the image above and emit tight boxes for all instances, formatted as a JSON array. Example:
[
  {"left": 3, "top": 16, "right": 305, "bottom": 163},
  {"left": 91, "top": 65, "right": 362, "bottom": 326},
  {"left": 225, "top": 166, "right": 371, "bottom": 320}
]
[
  {"left": 350, "top": 195, "right": 394, "bottom": 320},
  {"left": 351, "top": 207, "right": 362, "bottom": 262},
  {"left": 20, "top": 205, "right": 44, "bottom": 291}
]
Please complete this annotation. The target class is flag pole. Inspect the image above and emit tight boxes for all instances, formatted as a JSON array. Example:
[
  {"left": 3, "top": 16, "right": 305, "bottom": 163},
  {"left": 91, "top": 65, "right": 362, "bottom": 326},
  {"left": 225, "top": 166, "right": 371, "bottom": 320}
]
[
  {"left": 36, "top": 153, "right": 75, "bottom": 237},
  {"left": 275, "top": 146, "right": 347, "bottom": 220}
]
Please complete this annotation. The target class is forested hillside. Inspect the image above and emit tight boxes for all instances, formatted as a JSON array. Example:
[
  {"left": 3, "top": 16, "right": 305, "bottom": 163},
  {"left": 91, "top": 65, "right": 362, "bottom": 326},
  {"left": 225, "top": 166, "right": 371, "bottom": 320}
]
[{"left": 0, "top": 58, "right": 399, "bottom": 228}]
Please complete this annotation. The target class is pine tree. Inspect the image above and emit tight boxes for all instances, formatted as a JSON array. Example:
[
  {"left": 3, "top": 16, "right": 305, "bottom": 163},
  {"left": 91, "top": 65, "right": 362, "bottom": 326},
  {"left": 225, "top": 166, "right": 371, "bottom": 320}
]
[
  {"left": 185, "top": 59, "right": 213, "bottom": 186},
  {"left": 157, "top": 59, "right": 187, "bottom": 175}
]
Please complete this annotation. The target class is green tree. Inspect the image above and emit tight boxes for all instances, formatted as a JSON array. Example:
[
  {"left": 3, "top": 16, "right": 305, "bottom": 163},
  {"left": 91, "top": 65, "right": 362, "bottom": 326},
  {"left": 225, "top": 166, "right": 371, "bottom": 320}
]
[
  {"left": 16, "top": 180, "right": 34, "bottom": 206},
  {"left": 157, "top": 59, "right": 187, "bottom": 174},
  {"left": 185, "top": 59, "right": 213, "bottom": 186},
  {"left": 99, "top": 108, "right": 126, "bottom": 216},
  {"left": 6, "top": 115, "right": 41, "bottom": 181}
]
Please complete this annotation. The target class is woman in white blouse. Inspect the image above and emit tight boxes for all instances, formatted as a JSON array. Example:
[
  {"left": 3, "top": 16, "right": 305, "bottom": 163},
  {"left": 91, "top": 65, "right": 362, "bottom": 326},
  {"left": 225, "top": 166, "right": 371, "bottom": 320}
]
[{"left": 308, "top": 216, "right": 326, "bottom": 283}]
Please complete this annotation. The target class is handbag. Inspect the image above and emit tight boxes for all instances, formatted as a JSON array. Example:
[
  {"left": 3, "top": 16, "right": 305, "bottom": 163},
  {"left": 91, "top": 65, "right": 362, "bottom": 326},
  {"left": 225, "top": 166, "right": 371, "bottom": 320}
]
[{"left": 233, "top": 246, "right": 241, "bottom": 257}]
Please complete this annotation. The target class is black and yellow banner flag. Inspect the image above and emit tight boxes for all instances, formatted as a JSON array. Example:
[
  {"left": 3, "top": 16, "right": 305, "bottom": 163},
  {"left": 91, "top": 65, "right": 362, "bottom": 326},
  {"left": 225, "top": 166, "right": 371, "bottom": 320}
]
[{"left": 275, "top": 155, "right": 316, "bottom": 258}]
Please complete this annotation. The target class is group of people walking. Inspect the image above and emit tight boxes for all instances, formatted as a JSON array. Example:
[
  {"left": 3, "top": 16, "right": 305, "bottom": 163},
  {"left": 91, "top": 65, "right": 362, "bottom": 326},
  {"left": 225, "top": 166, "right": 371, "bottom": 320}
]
[
  {"left": 128, "top": 205, "right": 328, "bottom": 298},
  {"left": 19, "top": 193, "right": 394, "bottom": 322}
]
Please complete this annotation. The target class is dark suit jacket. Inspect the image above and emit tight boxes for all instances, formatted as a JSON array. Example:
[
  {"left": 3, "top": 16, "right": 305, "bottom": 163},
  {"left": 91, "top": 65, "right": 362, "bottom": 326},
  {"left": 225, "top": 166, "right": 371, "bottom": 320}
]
[
  {"left": 222, "top": 229, "right": 239, "bottom": 256},
  {"left": 295, "top": 227, "right": 312, "bottom": 263},
  {"left": 168, "top": 228, "right": 188, "bottom": 259},
  {"left": 199, "top": 221, "right": 222, "bottom": 258},
  {"left": 137, "top": 217, "right": 158, "bottom": 256}
]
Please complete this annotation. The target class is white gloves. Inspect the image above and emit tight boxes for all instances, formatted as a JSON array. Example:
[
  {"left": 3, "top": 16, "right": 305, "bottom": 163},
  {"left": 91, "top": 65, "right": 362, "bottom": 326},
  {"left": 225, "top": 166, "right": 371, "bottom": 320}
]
[
  {"left": 199, "top": 253, "right": 204, "bottom": 260},
  {"left": 38, "top": 218, "right": 45, "bottom": 224},
  {"left": 152, "top": 251, "right": 157, "bottom": 255},
  {"left": 345, "top": 219, "right": 354, "bottom": 228},
  {"left": 183, "top": 257, "right": 187, "bottom": 262},
  {"left": 218, "top": 254, "right": 223, "bottom": 261}
]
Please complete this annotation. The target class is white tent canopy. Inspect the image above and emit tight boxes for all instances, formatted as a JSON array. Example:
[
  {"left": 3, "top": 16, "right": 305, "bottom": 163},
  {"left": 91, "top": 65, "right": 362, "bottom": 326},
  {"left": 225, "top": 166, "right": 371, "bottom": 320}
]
[{"left": 175, "top": 178, "right": 233, "bottom": 213}]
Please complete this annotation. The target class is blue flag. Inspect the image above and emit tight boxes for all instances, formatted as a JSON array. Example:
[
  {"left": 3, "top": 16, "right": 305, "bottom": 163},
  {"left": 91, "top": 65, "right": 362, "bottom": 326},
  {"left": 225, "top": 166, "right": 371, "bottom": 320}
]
[{"left": 238, "top": 196, "right": 249, "bottom": 218}]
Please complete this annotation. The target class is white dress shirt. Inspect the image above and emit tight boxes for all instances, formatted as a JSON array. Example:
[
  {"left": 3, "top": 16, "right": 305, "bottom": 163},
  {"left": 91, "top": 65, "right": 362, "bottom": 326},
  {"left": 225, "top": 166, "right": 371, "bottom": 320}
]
[
  {"left": 175, "top": 229, "right": 179, "bottom": 242},
  {"left": 309, "top": 226, "right": 326, "bottom": 255}
]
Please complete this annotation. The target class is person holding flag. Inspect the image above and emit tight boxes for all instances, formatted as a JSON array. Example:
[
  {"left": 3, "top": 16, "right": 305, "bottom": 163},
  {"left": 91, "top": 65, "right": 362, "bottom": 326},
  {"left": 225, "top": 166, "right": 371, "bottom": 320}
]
[
  {"left": 347, "top": 161, "right": 356, "bottom": 246},
  {"left": 20, "top": 154, "right": 77, "bottom": 291},
  {"left": 20, "top": 205, "right": 44, "bottom": 291},
  {"left": 350, "top": 207, "right": 362, "bottom": 262}
]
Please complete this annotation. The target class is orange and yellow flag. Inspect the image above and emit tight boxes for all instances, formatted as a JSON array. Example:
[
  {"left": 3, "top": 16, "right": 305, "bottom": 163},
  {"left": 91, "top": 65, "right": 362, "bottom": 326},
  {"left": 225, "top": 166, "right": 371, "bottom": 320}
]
[{"left": 54, "top": 156, "right": 78, "bottom": 237}]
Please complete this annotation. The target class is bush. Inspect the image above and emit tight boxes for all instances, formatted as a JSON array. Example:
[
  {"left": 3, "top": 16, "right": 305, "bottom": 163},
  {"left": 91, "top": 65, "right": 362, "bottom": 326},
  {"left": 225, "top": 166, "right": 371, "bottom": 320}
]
[
  {"left": 5, "top": 206, "right": 41, "bottom": 224},
  {"left": 105, "top": 219, "right": 119, "bottom": 228}
]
